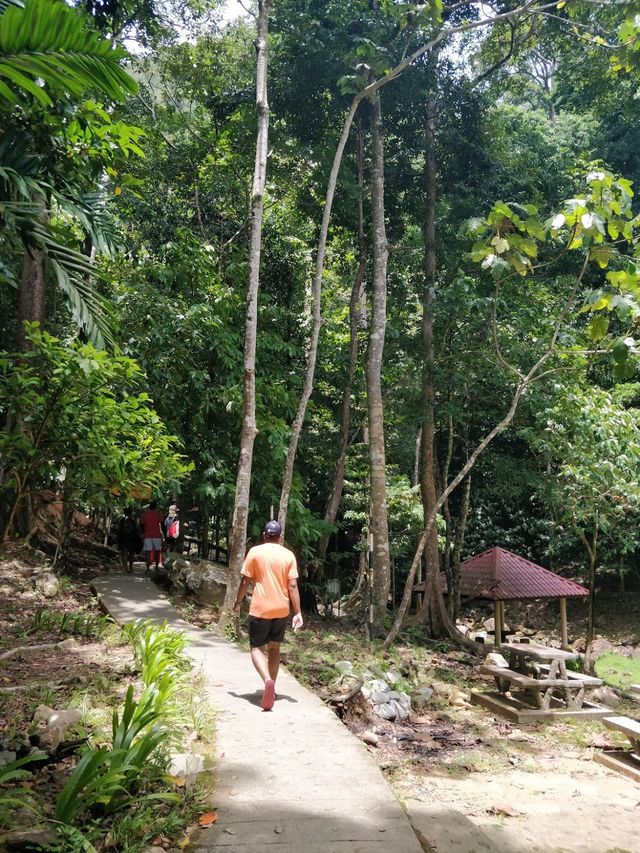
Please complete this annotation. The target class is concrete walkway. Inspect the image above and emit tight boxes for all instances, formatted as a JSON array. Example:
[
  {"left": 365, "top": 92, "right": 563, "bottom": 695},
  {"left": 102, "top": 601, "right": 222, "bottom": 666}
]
[{"left": 92, "top": 572, "right": 426, "bottom": 852}]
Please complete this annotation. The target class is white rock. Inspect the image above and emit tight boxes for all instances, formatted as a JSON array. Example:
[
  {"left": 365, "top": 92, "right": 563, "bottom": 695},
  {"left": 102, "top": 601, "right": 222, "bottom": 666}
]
[
  {"left": 413, "top": 687, "right": 434, "bottom": 710},
  {"left": 39, "top": 573, "right": 60, "bottom": 599},
  {"left": 361, "top": 730, "right": 380, "bottom": 747},
  {"left": 168, "top": 752, "right": 204, "bottom": 779},
  {"left": 32, "top": 706, "right": 81, "bottom": 750},
  {"left": 334, "top": 660, "right": 354, "bottom": 675},
  {"left": 386, "top": 670, "right": 401, "bottom": 685},
  {"left": 371, "top": 690, "right": 391, "bottom": 705},
  {"left": 592, "top": 686, "right": 622, "bottom": 707},
  {"left": 484, "top": 652, "right": 509, "bottom": 668},
  {"left": 373, "top": 702, "right": 397, "bottom": 720}
]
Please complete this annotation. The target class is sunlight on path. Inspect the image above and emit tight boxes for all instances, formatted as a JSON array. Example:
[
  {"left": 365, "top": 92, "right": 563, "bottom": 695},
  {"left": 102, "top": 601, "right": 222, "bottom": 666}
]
[{"left": 92, "top": 573, "right": 429, "bottom": 852}]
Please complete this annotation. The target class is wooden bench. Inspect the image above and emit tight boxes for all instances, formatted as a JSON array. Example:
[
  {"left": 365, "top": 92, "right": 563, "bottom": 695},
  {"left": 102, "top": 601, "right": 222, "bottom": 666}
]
[
  {"left": 595, "top": 716, "right": 640, "bottom": 782},
  {"left": 480, "top": 664, "right": 587, "bottom": 711},
  {"left": 602, "top": 716, "right": 640, "bottom": 754},
  {"left": 536, "top": 664, "right": 602, "bottom": 687}
]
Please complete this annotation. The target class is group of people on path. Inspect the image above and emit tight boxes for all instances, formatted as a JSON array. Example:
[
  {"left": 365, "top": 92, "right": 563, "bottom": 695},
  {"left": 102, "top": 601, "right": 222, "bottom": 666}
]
[{"left": 116, "top": 500, "right": 180, "bottom": 572}]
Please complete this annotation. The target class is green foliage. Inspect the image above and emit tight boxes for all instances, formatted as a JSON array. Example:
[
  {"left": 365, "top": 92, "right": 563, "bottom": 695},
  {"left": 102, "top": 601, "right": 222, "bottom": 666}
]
[
  {"left": 594, "top": 651, "right": 640, "bottom": 692},
  {"left": 0, "top": 325, "right": 189, "bottom": 539},
  {"left": 54, "top": 622, "right": 190, "bottom": 828},
  {"left": 30, "top": 607, "right": 113, "bottom": 638},
  {"left": 0, "top": 0, "right": 137, "bottom": 106},
  {"left": 0, "top": 752, "right": 46, "bottom": 825}
]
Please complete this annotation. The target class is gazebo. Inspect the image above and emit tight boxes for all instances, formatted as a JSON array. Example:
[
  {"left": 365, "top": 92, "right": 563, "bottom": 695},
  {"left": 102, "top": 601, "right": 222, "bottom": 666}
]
[{"left": 455, "top": 546, "right": 589, "bottom": 647}]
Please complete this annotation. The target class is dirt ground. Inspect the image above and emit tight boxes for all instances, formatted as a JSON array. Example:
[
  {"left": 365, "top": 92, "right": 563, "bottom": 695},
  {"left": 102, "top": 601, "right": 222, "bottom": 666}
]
[
  {"left": 280, "top": 612, "right": 640, "bottom": 853},
  {"left": 3, "top": 542, "right": 638, "bottom": 853}
]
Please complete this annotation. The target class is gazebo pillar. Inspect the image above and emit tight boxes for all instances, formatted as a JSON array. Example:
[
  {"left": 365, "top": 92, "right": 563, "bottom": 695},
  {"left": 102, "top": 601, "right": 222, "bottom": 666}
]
[
  {"left": 559, "top": 596, "right": 569, "bottom": 650},
  {"left": 493, "top": 600, "right": 504, "bottom": 647}
]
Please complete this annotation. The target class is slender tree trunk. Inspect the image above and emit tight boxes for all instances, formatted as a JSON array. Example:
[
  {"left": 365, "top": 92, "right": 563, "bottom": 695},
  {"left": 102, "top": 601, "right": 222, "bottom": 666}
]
[
  {"left": 366, "top": 91, "right": 391, "bottom": 632},
  {"left": 273, "top": 5, "right": 539, "bottom": 534},
  {"left": 451, "top": 472, "right": 471, "bottom": 619},
  {"left": 218, "top": 0, "right": 271, "bottom": 634},
  {"left": 315, "top": 123, "right": 367, "bottom": 575},
  {"left": 417, "top": 64, "right": 441, "bottom": 631},
  {"left": 583, "top": 515, "right": 598, "bottom": 672}
]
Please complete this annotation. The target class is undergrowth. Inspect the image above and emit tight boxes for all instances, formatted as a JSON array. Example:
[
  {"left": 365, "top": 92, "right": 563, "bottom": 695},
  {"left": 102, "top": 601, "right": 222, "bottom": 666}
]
[{"left": 0, "top": 619, "right": 214, "bottom": 852}]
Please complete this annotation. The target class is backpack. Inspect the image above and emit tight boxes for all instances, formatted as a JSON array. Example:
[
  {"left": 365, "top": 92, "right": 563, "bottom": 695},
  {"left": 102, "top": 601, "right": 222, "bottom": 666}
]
[
  {"left": 122, "top": 516, "right": 137, "bottom": 539},
  {"left": 166, "top": 517, "right": 179, "bottom": 538}
]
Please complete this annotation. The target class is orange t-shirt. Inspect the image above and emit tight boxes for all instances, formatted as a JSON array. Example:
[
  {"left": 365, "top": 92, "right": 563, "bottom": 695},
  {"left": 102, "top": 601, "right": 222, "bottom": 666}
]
[{"left": 241, "top": 542, "right": 298, "bottom": 618}]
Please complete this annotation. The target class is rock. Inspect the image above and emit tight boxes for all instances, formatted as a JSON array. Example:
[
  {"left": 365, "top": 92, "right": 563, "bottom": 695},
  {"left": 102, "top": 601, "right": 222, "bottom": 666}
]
[
  {"left": 386, "top": 669, "right": 401, "bottom": 685},
  {"left": 589, "top": 638, "right": 616, "bottom": 659},
  {"left": 484, "top": 652, "right": 509, "bottom": 668},
  {"left": 141, "top": 848, "right": 166, "bottom": 853},
  {"left": 620, "top": 634, "right": 639, "bottom": 646},
  {"left": 2, "top": 827, "right": 59, "bottom": 850},
  {"left": 361, "top": 679, "right": 389, "bottom": 699},
  {"left": 371, "top": 690, "right": 391, "bottom": 705},
  {"left": 488, "top": 803, "right": 521, "bottom": 818},
  {"left": 631, "top": 648, "right": 640, "bottom": 662},
  {"left": 0, "top": 750, "right": 16, "bottom": 766},
  {"left": 483, "top": 617, "right": 495, "bottom": 632},
  {"left": 170, "top": 556, "right": 229, "bottom": 605},
  {"left": 412, "top": 687, "right": 434, "bottom": 710},
  {"left": 448, "top": 688, "right": 471, "bottom": 708},
  {"left": 361, "top": 730, "right": 380, "bottom": 747},
  {"left": 168, "top": 753, "right": 204, "bottom": 778},
  {"left": 373, "top": 702, "right": 396, "bottom": 720},
  {"left": 38, "top": 572, "right": 60, "bottom": 599},
  {"left": 32, "top": 706, "right": 81, "bottom": 750},
  {"left": 592, "top": 686, "right": 622, "bottom": 707},
  {"left": 455, "top": 623, "right": 469, "bottom": 636},
  {"left": 334, "top": 660, "right": 354, "bottom": 675}
]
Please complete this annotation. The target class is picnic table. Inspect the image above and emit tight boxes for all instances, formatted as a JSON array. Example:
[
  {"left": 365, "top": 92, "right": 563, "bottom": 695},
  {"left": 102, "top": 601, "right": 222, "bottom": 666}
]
[
  {"left": 596, "top": 715, "right": 640, "bottom": 782},
  {"left": 479, "top": 642, "right": 602, "bottom": 711}
]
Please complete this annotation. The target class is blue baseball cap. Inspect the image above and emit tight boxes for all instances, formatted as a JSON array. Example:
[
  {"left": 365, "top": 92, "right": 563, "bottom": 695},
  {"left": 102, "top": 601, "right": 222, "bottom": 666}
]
[{"left": 264, "top": 520, "right": 282, "bottom": 537}]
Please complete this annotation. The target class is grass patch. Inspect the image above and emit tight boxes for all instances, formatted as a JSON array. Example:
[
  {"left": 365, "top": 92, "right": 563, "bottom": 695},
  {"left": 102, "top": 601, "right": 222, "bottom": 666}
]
[{"left": 595, "top": 652, "right": 640, "bottom": 692}]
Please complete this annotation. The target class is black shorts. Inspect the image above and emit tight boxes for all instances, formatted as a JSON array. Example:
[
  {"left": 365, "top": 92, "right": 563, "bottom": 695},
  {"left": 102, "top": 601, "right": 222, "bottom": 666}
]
[{"left": 249, "top": 616, "right": 287, "bottom": 648}]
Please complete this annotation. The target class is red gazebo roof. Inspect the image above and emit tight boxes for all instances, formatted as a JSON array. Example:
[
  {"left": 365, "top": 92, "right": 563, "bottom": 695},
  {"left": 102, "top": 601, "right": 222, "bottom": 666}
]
[{"left": 456, "top": 546, "right": 588, "bottom": 601}]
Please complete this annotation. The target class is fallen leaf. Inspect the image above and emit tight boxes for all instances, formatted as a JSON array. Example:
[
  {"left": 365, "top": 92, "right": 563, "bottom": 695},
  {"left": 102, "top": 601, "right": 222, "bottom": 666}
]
[
  {"left": 199, "top": 812, "right": 218, "bottom": 827},
  {"left": 168, "top": 774, "right": 187, "bottom": 787}
]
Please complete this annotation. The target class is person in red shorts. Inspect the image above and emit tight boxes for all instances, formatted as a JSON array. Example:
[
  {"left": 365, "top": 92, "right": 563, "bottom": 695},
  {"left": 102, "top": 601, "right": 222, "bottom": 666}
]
[
  {"left": 139, "top": 500, "right": 165, "bottom": 570},
  {"left": 233, "top": 520, "right": 303, "bottom": 710}
]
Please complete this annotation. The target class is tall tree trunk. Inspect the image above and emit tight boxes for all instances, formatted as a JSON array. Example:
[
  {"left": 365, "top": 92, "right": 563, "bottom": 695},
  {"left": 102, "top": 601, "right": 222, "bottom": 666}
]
[
  {"left": 366, "top": 90, "right": 391, "bottom": 633},
  {"left": 218, "top": 0, "right": 271, "bottom": 634},
  {"left": 583, "top": 515, "right": 598, "bottom": 672},
  {"left": 451, "top": 472, "right": 471, "bottom": 619},
  {"left": 417, "top": 63, "right": 441, "bottom": 631},
  {"left": 18, "top": 246, "right": 47, "bottom": 350},
  {"left": 315, "top": 122, "right": 367, "bottom": 575}
]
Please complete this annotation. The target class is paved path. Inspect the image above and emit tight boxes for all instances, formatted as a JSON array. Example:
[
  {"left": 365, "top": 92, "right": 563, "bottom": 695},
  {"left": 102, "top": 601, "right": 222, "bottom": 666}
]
[{"left": 92, "top": 573, "right": 426, "bottom": 852}]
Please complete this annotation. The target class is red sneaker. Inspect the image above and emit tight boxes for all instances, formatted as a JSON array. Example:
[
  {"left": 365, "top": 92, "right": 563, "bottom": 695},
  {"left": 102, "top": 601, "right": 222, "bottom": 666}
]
[{"left": 261, "top": 679, "right": 275, "bottom": 711}]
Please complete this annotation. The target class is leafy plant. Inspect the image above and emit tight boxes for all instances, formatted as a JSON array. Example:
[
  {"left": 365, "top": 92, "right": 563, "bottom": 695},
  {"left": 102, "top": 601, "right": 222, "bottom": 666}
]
[{"left": 0, "top": 752, "right": 46, "bottom": 824}]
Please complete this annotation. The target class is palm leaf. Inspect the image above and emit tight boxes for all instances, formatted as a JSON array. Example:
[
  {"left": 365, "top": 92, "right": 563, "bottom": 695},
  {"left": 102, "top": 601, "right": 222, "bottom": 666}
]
[
  {"left": 0, "top": 0, "right": 137, "bottom": 106},
  {"left": 0, "top": 199, "right": 116, "bottom": 347}
]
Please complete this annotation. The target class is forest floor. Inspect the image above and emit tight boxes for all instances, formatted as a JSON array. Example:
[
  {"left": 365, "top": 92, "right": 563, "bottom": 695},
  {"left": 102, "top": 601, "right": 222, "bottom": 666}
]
[
  {"left": 2, "top": 538, "right": 639, "bottom": 852},
  {"left": 273, "top": 606, "right": 640, "bottom": 853},
  {"left": 0, "top": 543, "right": 212, "bottom": 852}
]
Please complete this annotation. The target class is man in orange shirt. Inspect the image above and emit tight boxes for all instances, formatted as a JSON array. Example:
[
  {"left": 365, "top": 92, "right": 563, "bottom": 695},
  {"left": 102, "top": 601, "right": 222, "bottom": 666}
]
[{"left": 233, "top": 520, "right": 303, "bottom": 710}]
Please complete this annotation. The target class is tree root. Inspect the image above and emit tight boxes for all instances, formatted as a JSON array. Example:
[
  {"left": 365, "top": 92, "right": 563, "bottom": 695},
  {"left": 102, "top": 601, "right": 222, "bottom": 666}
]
[{"left": 0, "top": 639, "right": 74, "bottom": 661}]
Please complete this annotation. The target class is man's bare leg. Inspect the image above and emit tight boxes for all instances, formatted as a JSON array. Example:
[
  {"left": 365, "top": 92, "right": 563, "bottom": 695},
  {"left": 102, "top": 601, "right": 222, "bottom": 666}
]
[
  {"left": 268, "top": 642, "right": 280, "bottom": 683},
  {"left": 250, "top": 646, "right": 275, "bottom": 710},
  {"left": 250, "top": 646, "right": 270, "bottom": 682}
]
